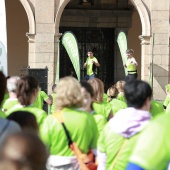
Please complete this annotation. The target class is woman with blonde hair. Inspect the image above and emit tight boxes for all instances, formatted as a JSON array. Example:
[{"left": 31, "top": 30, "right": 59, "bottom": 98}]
[
  {"left": 107, "top": 86, "right": 127, "bottom": 115},
  {"left": 40, "top": 76, "right": 98, "bottom": 170},
  {"left": 88, "top": 78, "right": 113, "bottom": 120}
]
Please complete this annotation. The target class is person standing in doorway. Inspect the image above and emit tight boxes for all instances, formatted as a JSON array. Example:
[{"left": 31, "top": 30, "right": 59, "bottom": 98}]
[
  {"left": 124, "top": 49, "right": 138, "bottom": 82},
  {"left": 83, "top": 49, "right": 100, "bottom": 81}
]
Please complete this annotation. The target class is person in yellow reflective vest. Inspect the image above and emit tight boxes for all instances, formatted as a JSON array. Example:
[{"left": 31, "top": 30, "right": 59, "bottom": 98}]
[{"left": 124, "top": 49, "right": 138, "bottom": 82}]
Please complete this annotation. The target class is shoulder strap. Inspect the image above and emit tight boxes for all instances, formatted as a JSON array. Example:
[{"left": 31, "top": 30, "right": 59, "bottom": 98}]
[
  {"left": 53, "top": 111, "right": 73, "bottom": 146},
  {"left": 109, "top": 139, "right": 128, "bottom": 170},
  {"left": 53, "top": 111, "right": 91, "bottom": 170}
]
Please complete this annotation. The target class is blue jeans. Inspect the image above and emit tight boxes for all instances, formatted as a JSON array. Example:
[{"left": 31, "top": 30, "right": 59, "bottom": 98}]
[{"left": 84, "top": 74, "right": 96, "bottom": 81}]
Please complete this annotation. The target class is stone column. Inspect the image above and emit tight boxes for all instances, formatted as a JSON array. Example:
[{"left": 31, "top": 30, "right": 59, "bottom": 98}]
[
  {"left": 34, "top": 0, "right": 55, "bottom": 93},
  {"left": 139, "top": 35, "right": 151, "bottom": 83},
  {"left": 26, "top": 33, "right": 35, "bottom": 67},
  {"left": 150, "top": 0, "right": 170, "bottom": 100},
  {"left": 54, "top": 33, "right": 62, "bottom": 85}
]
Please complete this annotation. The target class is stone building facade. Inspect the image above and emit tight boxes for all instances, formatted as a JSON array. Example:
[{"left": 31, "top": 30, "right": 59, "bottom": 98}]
[{"left": 5, "top": 0, "right": 170, "bottom": 100}]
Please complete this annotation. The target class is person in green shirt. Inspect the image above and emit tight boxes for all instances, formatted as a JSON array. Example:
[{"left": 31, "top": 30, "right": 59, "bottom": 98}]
[
  {"left": 0, "top": 71, "right": 21, "bottom": 145},
  {"left": 40, "top": 77, "right": 98, "bottom": 169},
  {"left": 83, "top": 49, "right": 100, "bottom": 81},
  {"left": 98, "top": 80, "right": 152, "bottom": 170},
  {"left": 116, "top": 80, "right": 126, "bottom": 103},
  {"left": 80, "top": 81, "right": 107, "bottom": 134},
  {"left": 126, "top": 112, "right": 170, "bottom": 170},
  {"left": 150, "top": 100, "right": 164, "bottom": 118},
  {"left": 6, "top": 76, "right": 47, "bottom": 129},
  {"left": 2, "top": 76, "right": 20, "bottom": 112},
  {"left": 33, "top": 90, "right": 52, "bottom": 110},
  {"left": 124, "top": 49, "right": 138, "bottom": 82},
  {"left": 107, "top": 85, "right": 127, "bottom": 115},
  {"left": 49, "top": 84, "right": 57, "bottom": 114},
  {"left": 88, "top": 78, "right": 113, "bottom": 121}
]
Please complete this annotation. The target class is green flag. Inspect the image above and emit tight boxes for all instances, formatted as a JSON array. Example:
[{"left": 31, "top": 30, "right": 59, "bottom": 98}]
[
  {"left": 62, "top": 31, "right": 80, "bottom": 81},
  {"left": 117, "top": 31, "right": 128, "bottom": 76}
]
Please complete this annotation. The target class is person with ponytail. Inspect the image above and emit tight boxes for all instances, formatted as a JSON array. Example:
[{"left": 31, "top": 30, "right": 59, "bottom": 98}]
[{"left": 5, "top": 76, "right": 47, "bottom": 129}]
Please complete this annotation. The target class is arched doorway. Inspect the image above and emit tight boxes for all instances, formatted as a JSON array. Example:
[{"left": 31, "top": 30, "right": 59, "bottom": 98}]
[
  {"left": 55, "top": 0, "right": 150, "bottom": 87},
  {"left": 5, "top": 0, "right": 29, "bottom": 76}
]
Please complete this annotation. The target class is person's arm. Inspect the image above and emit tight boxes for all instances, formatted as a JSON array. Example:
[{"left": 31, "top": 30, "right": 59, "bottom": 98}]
[
  {"left": 41, "top": 91, "right": 52, "bottom": 105},
  {"left": 92, "top": 58, "right": 100, "bottom": 67},
  {"left": 83, "top": 62, "right": 87, "bottom": 68},
  {"left": 92, "top": 60, "right": 100, "bottom": 67},
  {"left": 46, "top": 98, "right": 52, "bottom": 105},
  {"left": 131, "top": 58, "right": 138, "bottom": 66},
  {"left": 126, "top": 162, "right": 145, "bottom": 170}
]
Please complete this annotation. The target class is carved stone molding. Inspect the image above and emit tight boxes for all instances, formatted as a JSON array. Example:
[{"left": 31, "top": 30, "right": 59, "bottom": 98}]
[
  {"left": 26, "top": 33, "right": 35, "bottom": 43},
  {"left": 139, "top": 35, "right": 151, "bottom": 45},
  {"left": 54, "top": 33, "right": 62, "bottom": 43}
]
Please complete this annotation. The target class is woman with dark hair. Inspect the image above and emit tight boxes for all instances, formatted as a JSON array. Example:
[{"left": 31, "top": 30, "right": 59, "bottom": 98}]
[
  {"left": 7, "top": 111, "right": 38, "bottom": 132},
  {"left": 98, "top": 80, "right": 152, "bottom": 170},
  {"left": 5, "top": 76, "right": 47, "bottom": 129}
]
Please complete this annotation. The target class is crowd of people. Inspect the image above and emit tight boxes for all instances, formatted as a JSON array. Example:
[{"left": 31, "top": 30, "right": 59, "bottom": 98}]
[{"left": 0, "top": 49, "right": 169, "bottom": 170}]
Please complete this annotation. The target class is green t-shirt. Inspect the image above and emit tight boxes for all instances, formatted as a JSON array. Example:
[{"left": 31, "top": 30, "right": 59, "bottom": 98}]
[
  {"left": 103, "top": 93, "right": 108, "bottom": 102},
  {"left": 50, "top": 93, "right": 57, "bottom": 114},
  {"left": 110, "top": 99, "right": 127, "bottom": 115},
  {"left": 126, "top": 57, "right": 137, "bottom": 74},
  {"left": 117, "top": 93, "right": 126, "bottom": 103},
  {"left": 98, "top": 122, "right": 140, "bottom": 170},
  {"left": 150, "top": 100, "right": 164, "bottom": 118},
  {"left": 0, "top": 110, "right": 6, "bottom": 118},
  {"left": 91, "top": 111, "right": 107, "bottom": 135},
  {"left": 2, "top": 98, "right": 18, "bottom": 112},
  {"left": 40, "top": 107, "right": 99, "bottom": 156},
  {"left": 163, "top": 94, "right": 170, "bottom": 108},
  {"left": 93, "top": 101, "right": 112, "bottom": 120},
  {"left": 6, "top": 105, "right": 47, "bottom": 128},
  {"left": 86, "top": 56, "right": 98, "bottom": 76},
  {"left": 33, "top": 91, "right": 49, "bottom": 109},
  {"left": 129, "top": 113, "right": 170, "bottom": 170}
]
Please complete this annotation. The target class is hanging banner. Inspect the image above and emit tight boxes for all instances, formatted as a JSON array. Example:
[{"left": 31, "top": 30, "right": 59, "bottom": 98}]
[
  {"left": 117, "top": 31, "right": 128, "bottom": 76},
  {"left": 62, "top": 31, "right": 80, "bottom": 81},
  {"left": 0, "top": 0, "right": 8, "bottom": 76}
]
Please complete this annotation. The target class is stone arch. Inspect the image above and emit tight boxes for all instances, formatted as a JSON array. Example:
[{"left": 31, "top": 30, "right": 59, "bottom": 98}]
[
  {"left": 130, "top": 0, "right": 151, "bottom": 36},
  {"left": 54, "top": 0, "right": 151, "bottom": 36},
  {"left": 19, "top": 0, "right": 35, "bottom": 34}
]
